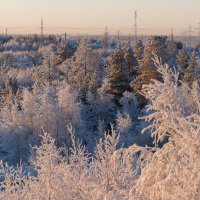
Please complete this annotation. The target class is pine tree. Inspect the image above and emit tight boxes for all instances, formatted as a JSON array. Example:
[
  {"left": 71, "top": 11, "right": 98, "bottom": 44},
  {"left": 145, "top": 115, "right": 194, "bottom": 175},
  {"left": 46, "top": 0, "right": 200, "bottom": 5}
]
[
  {"left": 143, "top": 36, "right": 168, "bottom": 68},
  {"left": 106, "top": 46, "right": 130, "bottom": 103},
  {"left": 38, "top": 45, "right": 57, "bottom": 85},
  {"left": 175, "top": 48, "right": 188, "bottom": 72},
  {"left": 167, "top": 36, "right": 178, "bottom": 67},
  {"left": 134, "top": 40, "right": 144, "bottom": 65},
  {"left": 69, "top": 39, "right": 103, "bottom": 102},
  {"left": 131, "top": 36, "right": 168, "bottom": 106},
  {"left": 124, "top": 43, "right": 138, "bottom": 81},
  {"left": 54, "top": 41, "right": 76, "bottom": 65},
  {"left": 184, "top": 51, "right": 198, "bottom": 86}
]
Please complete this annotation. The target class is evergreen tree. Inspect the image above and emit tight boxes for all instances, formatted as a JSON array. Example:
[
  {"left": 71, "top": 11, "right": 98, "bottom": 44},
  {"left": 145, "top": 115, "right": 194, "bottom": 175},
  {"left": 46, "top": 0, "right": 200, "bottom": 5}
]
[
  {"left": 68, "top": 39, "right": 103, "bottom": 102},
  {"left": 184, "top": 51, "right": 198, "bottom": 86},
  {"left": 167, "top": 38, "right": 178, "bottom": 67},
  {"left": 124, "top": 43, "right": 138, "bottom": 81},
  {"left": 175, "top": 41, "right": 183, "bottom": 50},
  {"left": 131, "top": 36, "right": 168, "bottom": 106},
  {"left": 38, "top": 45, "right": 57, "bottom": 85},
  {"left": 134, "top": 40, "right": 144, "bottom": 65},
  {"left": 53, "top": 41, "right": 76, "bottom": 65},
  {"left": 175, "top": 48, "right": 188, "bottom": 72},
  {"left": 106, "top": 46, "right": 130, "bottom": 103}
]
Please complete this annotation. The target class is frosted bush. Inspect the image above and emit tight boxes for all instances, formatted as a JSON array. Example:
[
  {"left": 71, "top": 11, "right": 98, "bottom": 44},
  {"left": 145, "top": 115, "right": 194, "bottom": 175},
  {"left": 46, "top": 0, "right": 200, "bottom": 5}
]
[{"left": 116, "top": 111, "right": 132, "bottom": 134}]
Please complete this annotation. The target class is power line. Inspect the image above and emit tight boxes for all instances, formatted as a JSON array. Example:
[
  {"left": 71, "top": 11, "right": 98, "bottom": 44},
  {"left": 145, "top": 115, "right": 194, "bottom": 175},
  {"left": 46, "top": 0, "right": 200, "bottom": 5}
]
[
  {"left": 117, "top": 30, "right": 120, "bottom": 47},
  {"left": 169, "top": 28, "right": 174, "bottom": 53}
]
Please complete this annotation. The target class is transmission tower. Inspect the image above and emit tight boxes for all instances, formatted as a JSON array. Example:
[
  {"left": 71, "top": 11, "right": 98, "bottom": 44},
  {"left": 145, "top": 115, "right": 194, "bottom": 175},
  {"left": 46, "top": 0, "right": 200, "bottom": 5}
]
[
  {"left": 193, "top": 21, "right": 200, "bottom": 46},
  {"left": 188, "top": 24, "right": 194, "bottom": 47},
  {"left": 134, "top": 10, "right": 138, "bottom": 44},
  {"left": 188, "top": 25, "right": 191, "bottom": 45},
  {"left": 128, "top": 34, "right": 131, "bottom": 46},
  {"left": 171, "top": 28, "right": 174, "bottom": 43},
  {"left": 195, "top": 21, "right": 200, "bottom": 44},
  {"left": 169, "top": 28, "right": 174, "bottom": 53},
  {"left": 65, "top": 33, "right": 67, "bottom": 41},
  {"left": 180, "top": 30, "right": 187, "bottom": 48},
  {"left": 117, "top": 30, "right": 120, "bottom": 47},
  {"left": 103, "top": 26, "right": 109, "bottom": 49},
  {"left": 41, "top": 18, "right": 43, "bottom": 37}
]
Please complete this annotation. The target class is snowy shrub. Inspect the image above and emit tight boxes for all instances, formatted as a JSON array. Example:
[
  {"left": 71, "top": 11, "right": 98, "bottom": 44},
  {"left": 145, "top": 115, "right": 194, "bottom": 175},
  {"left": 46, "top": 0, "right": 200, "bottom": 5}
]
[
  {"left": 116, "top": 91, "right": 144, "bottom": 147},
  {"left": 119, "top": 91, "right": 140, "bottom": 120},
  {"left": 0, "top": 161, "right": 30, "bottom": 200},
  {"left": 116, "top": 111, "right": 132, "bottom": 134}
]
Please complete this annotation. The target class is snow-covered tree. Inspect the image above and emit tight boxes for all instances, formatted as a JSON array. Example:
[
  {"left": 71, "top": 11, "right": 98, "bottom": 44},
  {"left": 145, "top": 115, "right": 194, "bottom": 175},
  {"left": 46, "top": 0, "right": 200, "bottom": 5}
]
[
  {"left": 29, "top": 133, "right": 64, "bottom": 200},
  {"left": 116, "top": 111, "right": 132, "bottom": 134},
  {"left": 0, "top": 162, "right": 30, "bottom": 200},
  {"left": 0, "top": 101, "right": 26, "bottom": 163},
  {"left": 131, "top": 36, "right": 168, "bottom": 106},
  {"left": 124, "top": 43, "right": 138, "bottom": 80},
  {"left": 184, "top": 51, "right": 198, "bottom": 86},
  {"left": 116, "top": 91, "right": 141, "bottom": 146},
  {"left": 130, "top": 56, "right": 200, "bottom": 200},
  {"left": 68, "top": 39, "right": 103, "bottom": 102},
  {"left": 20, "top": 88, "right": 40, "bottom": 135},
  {"left": 56, "top": 83, "right": 83, "bottom": 144},
  {"left": 175, "top": 48, "right": 188, "bottom": 73},
  {"left": 134, "top": 40, "right": 144, "bottom": 65},
  {"left": 53, "top": 41, "right": 76, "bottom": 65},
  {"left": 106, "top": 46, "right": 130, "bottom": 103}
]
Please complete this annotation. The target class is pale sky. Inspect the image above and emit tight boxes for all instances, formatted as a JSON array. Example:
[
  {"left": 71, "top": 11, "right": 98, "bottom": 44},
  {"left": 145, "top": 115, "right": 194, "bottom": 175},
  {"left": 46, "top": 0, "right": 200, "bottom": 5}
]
[{"left": 0, "top": 0, "right": 200, "bottom": 35}]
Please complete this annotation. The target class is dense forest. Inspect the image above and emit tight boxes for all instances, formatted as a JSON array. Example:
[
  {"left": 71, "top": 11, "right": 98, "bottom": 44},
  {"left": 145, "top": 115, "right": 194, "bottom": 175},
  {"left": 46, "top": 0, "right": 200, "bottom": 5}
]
[{"left": 0, "top": 33, "right": 199, "bottom": 199}]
